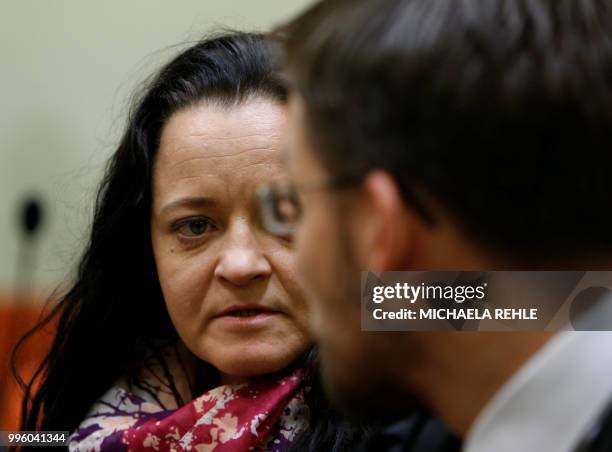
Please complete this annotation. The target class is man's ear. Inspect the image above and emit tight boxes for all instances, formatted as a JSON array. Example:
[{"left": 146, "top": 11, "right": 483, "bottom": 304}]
[{"left": 356, "top": 170, "right": 421, "bottom": 272}]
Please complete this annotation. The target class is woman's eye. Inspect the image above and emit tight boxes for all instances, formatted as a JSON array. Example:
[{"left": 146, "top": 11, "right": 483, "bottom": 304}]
[{"left": 175, "top": 218, "right": 212, "bottom": 238}]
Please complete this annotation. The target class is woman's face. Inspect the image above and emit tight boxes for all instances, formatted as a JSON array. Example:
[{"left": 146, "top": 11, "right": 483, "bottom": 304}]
[{"left": 151, "top": 98, "right": 311, "bottom": 382}]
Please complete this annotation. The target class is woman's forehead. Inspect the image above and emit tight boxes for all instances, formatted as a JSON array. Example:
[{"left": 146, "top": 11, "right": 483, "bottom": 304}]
[
  {"left": 160, "top": 98, "right": 284, "bottom": 152},
  {"left": 152, "top": 99, "right": 287, "bottom": 206},
  {"left": 156, "top": 100, "right": 285, "bottom": 171}
]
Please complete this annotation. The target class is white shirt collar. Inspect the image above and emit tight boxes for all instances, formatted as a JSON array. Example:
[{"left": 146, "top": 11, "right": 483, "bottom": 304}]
[{"left": 464, "top": 332, "right": 612, "bottom": 452}]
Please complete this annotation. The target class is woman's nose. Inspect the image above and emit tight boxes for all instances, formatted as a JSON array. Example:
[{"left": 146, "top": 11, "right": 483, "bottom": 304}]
[{"left": 214, "top": 222, "right": 272, "bottom": 287}]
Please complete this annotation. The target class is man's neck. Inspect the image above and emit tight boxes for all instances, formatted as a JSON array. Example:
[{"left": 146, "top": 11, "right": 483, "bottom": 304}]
[{"left": 406, "top": 331, "right": 554, "bottom": 437}]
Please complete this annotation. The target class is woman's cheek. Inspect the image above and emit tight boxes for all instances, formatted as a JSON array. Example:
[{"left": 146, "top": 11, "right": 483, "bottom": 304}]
[
  {"left": 271, "top": 249, "right": 311, "bottom": 334},
  {"left": 159, "top": 257, "right": 211, "bottom": 335}
]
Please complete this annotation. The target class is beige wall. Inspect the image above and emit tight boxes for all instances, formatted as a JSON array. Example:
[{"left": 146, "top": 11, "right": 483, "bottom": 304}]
[{"left": 0, "top": 0, "right": 312, "bottom": 298}]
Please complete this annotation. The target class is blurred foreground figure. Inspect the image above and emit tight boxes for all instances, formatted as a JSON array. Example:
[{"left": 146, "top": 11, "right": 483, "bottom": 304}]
[{"left": 266, "top": 0, "right": 612, "bottom": 451}]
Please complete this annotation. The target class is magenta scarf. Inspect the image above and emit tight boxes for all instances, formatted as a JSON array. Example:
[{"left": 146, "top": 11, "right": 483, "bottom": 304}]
[{"left": 68, "top": 342, "right": 309, "bottom": 451}]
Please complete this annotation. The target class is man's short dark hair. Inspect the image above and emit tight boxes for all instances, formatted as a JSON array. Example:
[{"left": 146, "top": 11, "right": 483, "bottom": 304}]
[{"left": 280, "top": 0, "right": 612, "bottom": 258}]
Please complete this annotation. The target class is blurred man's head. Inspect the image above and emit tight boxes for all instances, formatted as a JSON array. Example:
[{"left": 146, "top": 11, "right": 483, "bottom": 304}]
[{"left": 273, "top": 0, "right": 612, "bottom": 430}]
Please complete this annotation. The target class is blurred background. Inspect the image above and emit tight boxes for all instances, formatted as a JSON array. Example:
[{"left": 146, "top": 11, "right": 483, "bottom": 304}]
[{"left": 0, "top": 0, "right": 311, "bottom": 430}]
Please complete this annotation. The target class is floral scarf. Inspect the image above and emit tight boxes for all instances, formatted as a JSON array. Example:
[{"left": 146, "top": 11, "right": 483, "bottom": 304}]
[{"left": 68, "top": 342, "right": 309, "bottom": 451}]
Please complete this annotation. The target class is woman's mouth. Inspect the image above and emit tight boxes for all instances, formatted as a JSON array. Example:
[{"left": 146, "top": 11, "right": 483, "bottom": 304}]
[
  {"left": 214, "top": 305, "right": 280, "bottom": 326},
  {"left": 227, "top": 309, "right": 267, "bottom": 317}
]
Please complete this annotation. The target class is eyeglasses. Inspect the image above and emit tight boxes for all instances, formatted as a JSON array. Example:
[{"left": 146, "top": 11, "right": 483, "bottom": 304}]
[
  {"left": 256, "top": 173, "right": 362, "bottom": 237},
  {"left": 257, "top": 172, "right": 436, "bottom": 238}
]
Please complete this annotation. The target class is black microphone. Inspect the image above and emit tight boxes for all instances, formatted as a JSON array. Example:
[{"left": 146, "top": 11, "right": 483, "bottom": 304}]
[
  {"left": 22, "top": 199, "right": 43, "bottom": 237},
  {"left": 14, "top": 195, "right": 45, "bottom": 299}
]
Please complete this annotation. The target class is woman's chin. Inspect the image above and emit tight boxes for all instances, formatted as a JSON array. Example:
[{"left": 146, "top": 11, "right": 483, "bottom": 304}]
[
  {"left": 191, "top": 328, "right": 311, "bottom": 381},
  {"left": 202, "top": 344, "right": 307, "bottom": 381}
]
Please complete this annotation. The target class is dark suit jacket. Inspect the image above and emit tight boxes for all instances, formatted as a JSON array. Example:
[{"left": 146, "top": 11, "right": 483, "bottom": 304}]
[
  {"left": 356, "top": 412, "right": 460, "bottom": 452},
  {"left": 358, "top": 401, "right": 612, "bottom": 452},
  {"left": 575, "top": 399, "right": 612, "bottom": 452},
  {"left": 358, "top": 399, "right": 612, "bottom": 452}
]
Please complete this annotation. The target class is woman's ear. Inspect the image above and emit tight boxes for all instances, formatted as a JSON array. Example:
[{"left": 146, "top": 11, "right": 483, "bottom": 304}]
[{"left": 358, "top": 170, "right": 421, "bottom": 272}]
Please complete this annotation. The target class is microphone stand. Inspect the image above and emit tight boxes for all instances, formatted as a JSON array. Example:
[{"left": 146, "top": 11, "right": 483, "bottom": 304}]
[{"left": 1, "top": 197, "right": 45, "bottom": 420}]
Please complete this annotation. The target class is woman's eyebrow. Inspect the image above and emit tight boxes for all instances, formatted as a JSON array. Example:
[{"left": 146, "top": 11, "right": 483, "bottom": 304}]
[{"left": 158, "top": 196, "right": 217, "bottom": 216}]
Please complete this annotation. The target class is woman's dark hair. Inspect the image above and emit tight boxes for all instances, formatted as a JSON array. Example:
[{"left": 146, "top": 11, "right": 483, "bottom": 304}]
[{"left": 11, "top": 31, "right": 368, "bottom": 451}]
